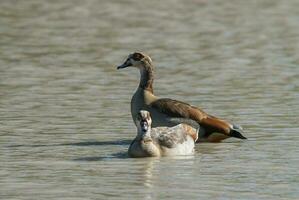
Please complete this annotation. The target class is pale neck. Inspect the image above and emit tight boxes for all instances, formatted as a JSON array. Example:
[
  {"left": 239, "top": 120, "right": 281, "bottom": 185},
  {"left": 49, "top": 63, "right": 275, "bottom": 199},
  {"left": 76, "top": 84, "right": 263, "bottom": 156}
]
[
  {"left": 139, "top": 62, "right": 154, "bottom": 93},
  {"left": 136, "top": 128, "right": 151, "bottom": 140}
]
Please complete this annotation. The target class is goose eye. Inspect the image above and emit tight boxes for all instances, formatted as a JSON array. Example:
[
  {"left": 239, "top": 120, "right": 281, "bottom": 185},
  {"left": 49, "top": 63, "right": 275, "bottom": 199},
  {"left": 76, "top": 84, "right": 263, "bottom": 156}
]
[{"left": 132, "top": 53, "right": 143, "bottom": 61}]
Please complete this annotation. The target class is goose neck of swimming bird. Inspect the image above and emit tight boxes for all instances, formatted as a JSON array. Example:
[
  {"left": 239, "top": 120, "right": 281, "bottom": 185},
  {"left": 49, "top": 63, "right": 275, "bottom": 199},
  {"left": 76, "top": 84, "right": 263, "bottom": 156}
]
[
  {"left": 136, "top": 127, "right": 152, "bottom": 141},
  {"left": 139, "top": 62, "right": 154, "bottom": 93}
]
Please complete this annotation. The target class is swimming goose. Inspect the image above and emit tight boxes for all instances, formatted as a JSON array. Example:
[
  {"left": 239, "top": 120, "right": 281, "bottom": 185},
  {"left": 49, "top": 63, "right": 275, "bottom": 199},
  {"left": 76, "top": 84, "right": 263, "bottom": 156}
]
[
  {"left": 117, "top": 52, "right": 246, "bottom": 142},
  {"left": 128, "top": 110, "right": 195, "bottom": 157}
]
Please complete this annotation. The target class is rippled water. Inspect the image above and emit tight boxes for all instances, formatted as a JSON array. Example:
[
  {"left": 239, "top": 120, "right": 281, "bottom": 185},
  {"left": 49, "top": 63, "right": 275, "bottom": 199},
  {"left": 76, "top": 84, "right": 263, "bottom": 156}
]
[{"left": 1, "top": 0, "right": 299, "bottom": 199}]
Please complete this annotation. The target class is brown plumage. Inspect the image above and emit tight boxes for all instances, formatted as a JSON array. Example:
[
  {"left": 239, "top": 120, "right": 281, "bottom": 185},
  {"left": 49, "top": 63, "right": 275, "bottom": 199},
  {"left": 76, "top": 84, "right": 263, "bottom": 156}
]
[
  {"left": 150, "top": 98, "right": 231, "bottom": 137},
  {"left": 117, "top": 52, "right": 246, "bottom": 142},
  {"left": 181, "top": 124, "right": 198, "bottom": 142}
]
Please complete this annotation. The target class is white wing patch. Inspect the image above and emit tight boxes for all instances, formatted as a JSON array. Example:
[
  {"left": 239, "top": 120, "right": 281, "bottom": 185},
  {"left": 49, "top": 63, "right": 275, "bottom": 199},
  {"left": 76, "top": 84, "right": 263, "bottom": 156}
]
[{"left": 151, "top": 124, "right": 195, "bottom": 156}]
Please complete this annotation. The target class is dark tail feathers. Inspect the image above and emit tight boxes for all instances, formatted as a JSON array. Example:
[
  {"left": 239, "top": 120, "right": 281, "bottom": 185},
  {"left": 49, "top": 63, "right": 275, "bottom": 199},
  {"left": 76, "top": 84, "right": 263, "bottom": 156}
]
[{"left": 230, "top": 126, "right": 247, "bottom": 139}]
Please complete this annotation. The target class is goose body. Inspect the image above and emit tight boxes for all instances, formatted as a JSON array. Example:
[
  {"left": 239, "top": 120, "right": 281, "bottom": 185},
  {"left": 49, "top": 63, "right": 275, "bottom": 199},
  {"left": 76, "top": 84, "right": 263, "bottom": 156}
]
[
  {"left": 128, "top": 110, "right": 195, "bottom": 157},
  {"left": 118, "top": 52, "right": 246, "bottom": 142}
]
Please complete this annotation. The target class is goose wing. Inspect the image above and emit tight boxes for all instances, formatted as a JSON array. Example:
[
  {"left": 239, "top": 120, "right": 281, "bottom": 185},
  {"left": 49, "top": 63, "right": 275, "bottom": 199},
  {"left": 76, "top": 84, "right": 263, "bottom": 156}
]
[
  {"left": 151, "top": 125, "right": 188, "bottom": 148},
  {"left": 150, "top": 98, "right": 232, "bottom": 136},
  {"left": 150, "top": 98, "right": 207, "bottom": 120}
]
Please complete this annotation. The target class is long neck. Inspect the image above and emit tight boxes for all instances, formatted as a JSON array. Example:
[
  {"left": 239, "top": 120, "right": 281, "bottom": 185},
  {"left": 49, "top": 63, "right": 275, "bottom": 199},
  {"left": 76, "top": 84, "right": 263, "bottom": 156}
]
[
  {"left": 136, "top": 128, "right": 151, "bottom": 140},
  {"left": 139, "top": 62, "right": 154, "bottom": 93}
]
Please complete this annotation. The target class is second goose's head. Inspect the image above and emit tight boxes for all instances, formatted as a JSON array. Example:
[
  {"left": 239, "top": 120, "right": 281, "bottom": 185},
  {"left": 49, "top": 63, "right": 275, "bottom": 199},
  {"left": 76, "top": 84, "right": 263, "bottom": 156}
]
[
  {"left": 117, "top": 52, "right": 153, "bottom": 70},
  {"left": 136, "top": 110, "right": 152, "bottom": 134}
]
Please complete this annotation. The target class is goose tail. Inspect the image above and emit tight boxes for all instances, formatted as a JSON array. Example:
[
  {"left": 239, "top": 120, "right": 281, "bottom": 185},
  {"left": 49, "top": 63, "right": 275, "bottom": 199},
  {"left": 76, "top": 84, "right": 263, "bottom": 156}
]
[{"left": 229, "top": 124, "right": 247, "bottom": 139}]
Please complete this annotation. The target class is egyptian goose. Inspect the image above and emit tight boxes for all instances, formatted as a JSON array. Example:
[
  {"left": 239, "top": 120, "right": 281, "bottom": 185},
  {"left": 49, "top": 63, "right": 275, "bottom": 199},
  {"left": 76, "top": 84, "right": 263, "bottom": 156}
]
[
  {"left": 128, "top": 110, "right": 195, "bottom": 157},
  {"left": 117, "top": 52, "right": 246, "bottom": 142}
]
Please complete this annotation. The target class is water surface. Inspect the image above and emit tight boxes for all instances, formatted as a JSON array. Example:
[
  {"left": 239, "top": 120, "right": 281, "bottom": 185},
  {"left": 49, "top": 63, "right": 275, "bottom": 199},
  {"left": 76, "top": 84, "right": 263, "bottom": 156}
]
[{"left": 1, "top": 0, "right": 299, "bottom": 199}]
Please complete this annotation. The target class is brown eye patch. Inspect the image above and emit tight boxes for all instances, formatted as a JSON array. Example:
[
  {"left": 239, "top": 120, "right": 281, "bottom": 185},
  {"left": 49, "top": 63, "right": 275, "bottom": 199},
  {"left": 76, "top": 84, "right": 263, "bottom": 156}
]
[{"left": 132, "top": 52, "right": 144, "bottom": 61}]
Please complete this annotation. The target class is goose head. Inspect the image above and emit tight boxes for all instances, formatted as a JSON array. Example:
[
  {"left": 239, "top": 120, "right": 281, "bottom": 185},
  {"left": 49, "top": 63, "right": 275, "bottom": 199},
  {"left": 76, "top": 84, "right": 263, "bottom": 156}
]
[
  {"left": 136, "top": 110, "right": 152, "bottom": 134},
  {"left": 129, "top": 110, "right": 161, "bottom": 157},
  {"left": 117, "top": 52, "right": 153, "bottom": 70}
]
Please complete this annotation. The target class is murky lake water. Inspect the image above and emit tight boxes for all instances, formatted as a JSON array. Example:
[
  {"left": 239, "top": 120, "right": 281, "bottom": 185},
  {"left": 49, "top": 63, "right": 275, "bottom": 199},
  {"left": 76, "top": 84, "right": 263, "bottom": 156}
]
[{"left": 1, "top": 0, "right": 299, "bottom": 199}]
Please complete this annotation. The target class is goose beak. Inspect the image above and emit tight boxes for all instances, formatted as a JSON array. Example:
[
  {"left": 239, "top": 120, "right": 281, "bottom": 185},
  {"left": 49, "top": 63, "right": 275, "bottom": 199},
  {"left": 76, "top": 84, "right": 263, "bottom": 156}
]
[{"left": 117, "top": 59, "right": 132, "bottom": 69}]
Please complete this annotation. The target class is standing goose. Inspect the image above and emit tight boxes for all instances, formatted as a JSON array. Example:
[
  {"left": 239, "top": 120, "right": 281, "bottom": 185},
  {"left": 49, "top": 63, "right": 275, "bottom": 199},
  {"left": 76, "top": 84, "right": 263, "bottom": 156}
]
[
  {"left": 117, "top": 52, "right": 246, "bottom": 142},
  {"left": 128, "top": 110, "right": 195, "bottom": 157}
]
